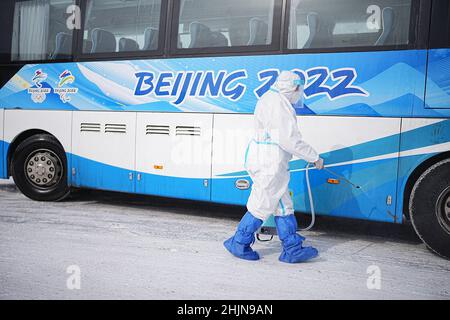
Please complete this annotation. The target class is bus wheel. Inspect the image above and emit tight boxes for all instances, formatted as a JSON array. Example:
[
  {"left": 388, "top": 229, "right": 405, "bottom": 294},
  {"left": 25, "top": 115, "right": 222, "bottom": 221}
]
[
  {"left": 409, "top": 159, "right": 450, "bottom": 259},
  {"left": 11, "top": 134, "right": 70, "bottom": 201}
]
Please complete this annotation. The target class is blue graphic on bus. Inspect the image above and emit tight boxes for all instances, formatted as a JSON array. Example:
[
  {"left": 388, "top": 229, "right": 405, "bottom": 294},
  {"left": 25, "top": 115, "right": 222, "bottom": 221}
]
[{"left": 0, "top": 49, "right": 449, "bottom": 117}]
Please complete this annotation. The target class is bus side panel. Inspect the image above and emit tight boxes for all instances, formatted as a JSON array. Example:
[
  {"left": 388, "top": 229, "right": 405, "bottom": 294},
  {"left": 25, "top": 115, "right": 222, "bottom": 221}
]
[
  {"left": 0, "top": 109, "right": 5, "bottom": 179},
  {"left": 135, "top": 113, "right": 213, "bottom": 201},
  {"left": 212, "top": 114, "right": 402, "bottom": 223},
  {"left": 4, "top": 109, "right": 72, "bottom": 178},
  {"left": 211, "top": 114, "right": 253, "bottom": 205},
  {"left": 396, "top": 118, "right": 450, "bottom": 217},
  {"left": 71, "top": 111, "right": 136, "bottom": 193}
]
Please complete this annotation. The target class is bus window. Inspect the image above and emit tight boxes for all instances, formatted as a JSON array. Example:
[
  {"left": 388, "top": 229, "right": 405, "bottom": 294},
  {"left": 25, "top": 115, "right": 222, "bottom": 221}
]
[
  {"left": 11, "top": 0, "right": 75, "bottom": 61},
  {"left": 429, "top": 0, "right": 450, "bottom": 49},
  {"left": 287, "top": 0, "right": 412, "bottom": 50},
  {"left": 176, "top": 0, "right": 276, "bottom": 49},
  {"left": 82, "top": 0, "right": 162, "bottom": 54}
]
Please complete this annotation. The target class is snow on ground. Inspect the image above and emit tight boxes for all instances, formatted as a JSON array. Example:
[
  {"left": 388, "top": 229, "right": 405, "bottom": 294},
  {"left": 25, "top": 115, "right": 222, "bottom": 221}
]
[{"left": 0, "top": 178, "right": 449, "bottom": 300}]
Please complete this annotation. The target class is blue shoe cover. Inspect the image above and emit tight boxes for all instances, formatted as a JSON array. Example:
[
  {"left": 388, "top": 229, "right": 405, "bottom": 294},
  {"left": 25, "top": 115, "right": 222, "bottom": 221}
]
[
  {"left": 223, "top": 237, "right": 260, "bottom": 260},
  {"left": 275, "top": 215, "right": 318, "bottom": 263},
  {"left": 224, "top": 212, "right": 263, "bottom": 261},
  {"left": 279, "top": 245, "right": 318, "bottom": 263}
]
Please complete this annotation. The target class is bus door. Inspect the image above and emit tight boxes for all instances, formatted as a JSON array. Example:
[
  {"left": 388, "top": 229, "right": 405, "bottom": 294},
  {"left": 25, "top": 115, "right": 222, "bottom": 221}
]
[
  {"left": 71, "top": 112, "right": 137, "bottom": 193},
  {"left": 135, "top": 113, "right": 213, "bottom": 201}
]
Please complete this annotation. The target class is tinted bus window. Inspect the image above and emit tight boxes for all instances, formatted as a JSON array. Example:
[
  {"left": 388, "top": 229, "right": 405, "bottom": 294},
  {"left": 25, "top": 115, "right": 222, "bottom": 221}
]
[
  {"left": 287, "top": 0, "right": 412, "bottom": 50},
  {"left": 82, "top": 0, "right": 162, "bottom": 54},
  {"left": 11, "top": 0, "right": 75, "bottom": 61},
  {"left": 429, "top": 0, "right": 450, "bottom": 49},
  {"left": 176, "top": 0, "right": 276, "bottom": 49},
  {"left": 0, "top": 1, "right": 15, "bottom": 63}
]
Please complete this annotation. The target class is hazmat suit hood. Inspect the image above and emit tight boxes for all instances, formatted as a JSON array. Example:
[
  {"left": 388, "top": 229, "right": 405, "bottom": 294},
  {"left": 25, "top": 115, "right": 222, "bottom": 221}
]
[{"left": 273, "top": 70, "right": 304, "bottom": 105}]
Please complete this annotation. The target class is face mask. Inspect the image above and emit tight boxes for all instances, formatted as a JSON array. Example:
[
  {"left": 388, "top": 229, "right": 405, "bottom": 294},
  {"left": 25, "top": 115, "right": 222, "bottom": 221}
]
[{"left": 288, "top": 88, "right": 302, "bottom": 105}]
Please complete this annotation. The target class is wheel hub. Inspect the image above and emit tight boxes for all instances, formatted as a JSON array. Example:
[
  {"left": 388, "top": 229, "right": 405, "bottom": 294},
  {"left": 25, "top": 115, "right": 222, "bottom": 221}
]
[
  {"left": 36, "top": 164, "right": 46, "bottom": 176},
  {"left": 25, "top": 149, "right": 61, "bottom": 188}
]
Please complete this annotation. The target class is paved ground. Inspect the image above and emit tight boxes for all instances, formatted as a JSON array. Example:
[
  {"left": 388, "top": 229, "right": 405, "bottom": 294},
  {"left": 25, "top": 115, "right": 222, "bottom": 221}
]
[{"left": 0, "top": 178, "right": 449, "bottom": 300}]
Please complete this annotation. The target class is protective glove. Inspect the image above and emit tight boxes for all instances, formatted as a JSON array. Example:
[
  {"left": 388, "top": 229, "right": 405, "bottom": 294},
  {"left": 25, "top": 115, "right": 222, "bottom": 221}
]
[{"left": 314, "top": 157, "right": 324, "bottom": 170}]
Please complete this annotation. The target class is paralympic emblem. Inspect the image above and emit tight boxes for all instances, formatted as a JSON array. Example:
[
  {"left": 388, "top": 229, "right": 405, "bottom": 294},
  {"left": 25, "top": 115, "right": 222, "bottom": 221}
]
[
  {"left": 54, "top": 70, "right": 79, "bottom": 103},
  {"left": 28, "top": 69, "right": 51, "bottom": 103}
]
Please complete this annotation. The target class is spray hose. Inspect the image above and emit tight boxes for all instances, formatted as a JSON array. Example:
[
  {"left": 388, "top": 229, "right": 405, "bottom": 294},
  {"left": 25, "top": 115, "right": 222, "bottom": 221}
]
[
  {"left": 300, "top": 162, "right": 316, "bottom": 231},
  {"left": 256, "top": 162, "right": 315, "bottom": 242}
]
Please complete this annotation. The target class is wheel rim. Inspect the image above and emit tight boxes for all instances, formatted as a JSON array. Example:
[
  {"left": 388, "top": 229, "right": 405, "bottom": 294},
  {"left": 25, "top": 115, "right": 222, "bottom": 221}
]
[
  {"left": 436, "top": 186, "right": 450, "bottom": 235},
  {"left": 24, "top": 149, "right": 63, "bottom": 189}
]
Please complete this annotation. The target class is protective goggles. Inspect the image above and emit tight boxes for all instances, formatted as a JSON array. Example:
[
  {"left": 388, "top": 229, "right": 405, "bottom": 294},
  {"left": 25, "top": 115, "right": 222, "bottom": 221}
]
[{"left": 293, "top": 78, "right": 305, "bottom": 86}]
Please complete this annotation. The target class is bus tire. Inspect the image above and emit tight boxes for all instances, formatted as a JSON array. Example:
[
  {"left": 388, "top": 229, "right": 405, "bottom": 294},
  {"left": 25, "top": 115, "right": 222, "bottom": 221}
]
[
  {"left": 409, "top": 159, "right": 450, "bottom": 259},
  {"left": 11, "top": 134, "right": 70, "bottom": 202}
]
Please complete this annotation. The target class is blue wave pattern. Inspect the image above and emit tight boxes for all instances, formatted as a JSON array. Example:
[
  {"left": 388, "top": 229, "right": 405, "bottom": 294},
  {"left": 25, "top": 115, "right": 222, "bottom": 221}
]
[{"left": 2, "top": 49, "right": 449, "bottom": 117}]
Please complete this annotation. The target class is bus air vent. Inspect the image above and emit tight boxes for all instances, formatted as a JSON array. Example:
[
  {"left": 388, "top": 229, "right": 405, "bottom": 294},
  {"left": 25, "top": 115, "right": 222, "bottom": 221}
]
[
  {"left": 146, "top": 125, "right": 170, "bottom": 135},
  {"left": 80, "top": 123, "right": 101, "bottom": 133},
  {"left": 105, "top": 123, "right": 127, "bottom": 134},
  {"left": 175, "top": 126, "right": 201, "bottom": 136}
]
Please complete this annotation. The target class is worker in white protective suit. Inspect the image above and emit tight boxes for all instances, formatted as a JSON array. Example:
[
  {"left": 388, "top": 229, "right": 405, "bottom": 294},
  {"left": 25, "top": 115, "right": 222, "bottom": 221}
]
[{"left": 224, "top": 70, "right": 324, "bottom": 263}]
